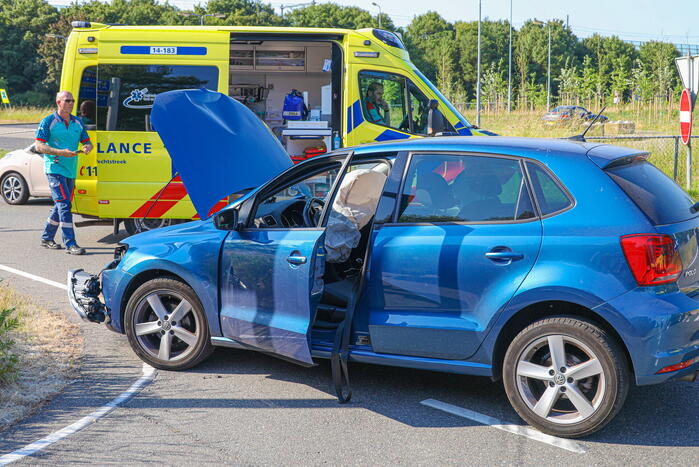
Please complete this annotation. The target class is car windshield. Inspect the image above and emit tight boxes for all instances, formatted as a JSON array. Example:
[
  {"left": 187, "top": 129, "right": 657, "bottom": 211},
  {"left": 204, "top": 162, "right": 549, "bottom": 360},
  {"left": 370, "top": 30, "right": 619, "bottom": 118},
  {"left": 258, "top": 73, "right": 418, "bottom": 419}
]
[{"left": 412, "top": 68, "right": 472, "bottom": 129}]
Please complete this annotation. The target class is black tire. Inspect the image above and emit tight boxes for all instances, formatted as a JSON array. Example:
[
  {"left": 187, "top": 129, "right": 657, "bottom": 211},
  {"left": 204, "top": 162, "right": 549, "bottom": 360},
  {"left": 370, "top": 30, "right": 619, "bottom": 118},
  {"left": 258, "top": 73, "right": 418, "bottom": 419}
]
[
  {"left": 123, "top": 218, "right": 174, "bottom": 236},
  {"left": 124, "top": 278, "right": 213, "bottom": 370},
  {"left": 1, "top": 172, "right": 30, "bottom": 205},
  {"left": 502, "top": 316, "right": 630, "bottom": 438}
]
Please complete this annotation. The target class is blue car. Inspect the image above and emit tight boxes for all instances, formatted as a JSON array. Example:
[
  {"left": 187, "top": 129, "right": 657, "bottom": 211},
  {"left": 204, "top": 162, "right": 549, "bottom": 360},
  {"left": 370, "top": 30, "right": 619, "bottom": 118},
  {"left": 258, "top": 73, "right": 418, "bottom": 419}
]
[{"left": 68, "top": 90, "right": 699, "bottom": 438}]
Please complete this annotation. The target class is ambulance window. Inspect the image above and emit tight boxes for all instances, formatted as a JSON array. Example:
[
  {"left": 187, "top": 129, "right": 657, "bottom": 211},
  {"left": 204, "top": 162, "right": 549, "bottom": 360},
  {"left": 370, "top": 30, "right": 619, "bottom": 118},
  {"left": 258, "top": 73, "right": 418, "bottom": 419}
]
[
  {"left": 77, "top": 67, "right": 98, "bottom": 130},
  {"left": 358, "top": 71, "right": 432, "bottom": 136},
  {"left": 94, "top": 65, "right": 218, "bottom": 132}
]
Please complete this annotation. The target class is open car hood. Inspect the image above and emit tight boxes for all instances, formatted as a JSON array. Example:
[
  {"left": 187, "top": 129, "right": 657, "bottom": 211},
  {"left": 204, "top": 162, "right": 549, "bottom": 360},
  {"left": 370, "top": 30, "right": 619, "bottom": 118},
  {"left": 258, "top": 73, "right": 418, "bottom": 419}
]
[{"left": 151, "top": 89, "right": 292, "bottom": 219}]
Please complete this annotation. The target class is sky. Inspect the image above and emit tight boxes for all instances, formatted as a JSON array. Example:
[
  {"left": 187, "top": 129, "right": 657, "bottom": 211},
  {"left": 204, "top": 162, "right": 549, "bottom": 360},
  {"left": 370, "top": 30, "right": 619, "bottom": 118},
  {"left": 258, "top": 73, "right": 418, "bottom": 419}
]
[{"left": 48, "top": 0, "right": 699, "bottom": 44}]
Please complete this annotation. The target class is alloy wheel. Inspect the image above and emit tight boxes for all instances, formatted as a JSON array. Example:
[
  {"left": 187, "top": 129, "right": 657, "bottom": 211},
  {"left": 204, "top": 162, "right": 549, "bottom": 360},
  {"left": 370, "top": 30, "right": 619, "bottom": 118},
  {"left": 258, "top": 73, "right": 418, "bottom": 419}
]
[
  {"left": 2, "top": 175, "right": 24, "bottom": 202},
  {"left": 515, "top": 334, "right": 606, "bottom": 425},
  {"left": 132, "top": 289, "right": 201, "bottom": 362}
]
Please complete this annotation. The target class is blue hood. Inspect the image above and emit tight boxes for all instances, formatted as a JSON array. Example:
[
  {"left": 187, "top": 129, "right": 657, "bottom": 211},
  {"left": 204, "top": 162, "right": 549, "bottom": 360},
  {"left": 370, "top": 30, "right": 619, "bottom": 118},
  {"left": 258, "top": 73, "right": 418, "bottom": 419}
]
[{"left": 151, "top": 89, "right": 292, "bottom": 219}]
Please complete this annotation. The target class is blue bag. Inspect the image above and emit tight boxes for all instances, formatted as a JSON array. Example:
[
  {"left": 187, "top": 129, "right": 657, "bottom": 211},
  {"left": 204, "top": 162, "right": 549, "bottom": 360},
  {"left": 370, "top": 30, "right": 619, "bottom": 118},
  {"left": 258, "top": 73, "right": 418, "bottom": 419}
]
[{"left": 282, "top": 90, "right": 308, "bottom": 120}]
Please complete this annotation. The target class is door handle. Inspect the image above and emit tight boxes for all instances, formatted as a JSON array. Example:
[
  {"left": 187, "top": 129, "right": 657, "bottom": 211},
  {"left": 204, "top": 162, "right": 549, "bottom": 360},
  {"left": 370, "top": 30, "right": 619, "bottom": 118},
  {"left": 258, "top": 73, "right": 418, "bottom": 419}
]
[
  {"left": 485, "top": 251, "right": 524, "bottom": 261},
  {"left": 287, "top": 255, "right": 307, "bottom": 265}
]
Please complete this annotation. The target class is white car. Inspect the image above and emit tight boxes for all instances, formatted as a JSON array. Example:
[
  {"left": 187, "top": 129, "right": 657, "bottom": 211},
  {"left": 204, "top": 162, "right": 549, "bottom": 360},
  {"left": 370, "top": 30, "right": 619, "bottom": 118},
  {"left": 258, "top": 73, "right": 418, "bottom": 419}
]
[{"left": 0, "top": 144, "right": 50, "bottom": 204}]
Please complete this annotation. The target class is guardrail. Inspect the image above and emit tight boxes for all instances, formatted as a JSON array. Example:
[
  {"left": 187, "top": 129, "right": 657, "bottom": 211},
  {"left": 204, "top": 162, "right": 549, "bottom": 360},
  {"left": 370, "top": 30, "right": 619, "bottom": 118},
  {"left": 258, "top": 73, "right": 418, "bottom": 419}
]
[{"left": 586, "top": 135, "right": 699, "bottom": 190}]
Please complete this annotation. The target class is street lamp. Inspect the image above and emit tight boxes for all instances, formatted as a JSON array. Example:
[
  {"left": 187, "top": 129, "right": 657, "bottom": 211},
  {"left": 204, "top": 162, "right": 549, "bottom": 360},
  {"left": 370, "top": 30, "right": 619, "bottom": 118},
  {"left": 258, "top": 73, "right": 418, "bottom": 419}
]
[
  {"left": 533, "top": 19, "right": 552, "bottom": 111},
  {"left": 178, "top": 11, "right": 225, "bottom": 26},
  {"left": 371, "top": 2, "right": 382, "bottom": 29},
  {"left": 507, "top": 0, "right": 512, "bottom": 112},
  {"left": 476, "top": 0, "right": 481, "bottom": 127}
]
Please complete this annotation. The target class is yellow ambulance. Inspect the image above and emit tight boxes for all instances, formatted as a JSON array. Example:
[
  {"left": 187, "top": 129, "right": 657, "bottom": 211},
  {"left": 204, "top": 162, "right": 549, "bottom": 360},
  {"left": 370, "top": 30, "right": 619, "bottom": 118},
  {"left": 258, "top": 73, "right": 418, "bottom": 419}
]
[{"left": 61, "top": 21, "right": 491, "bottom": 233}]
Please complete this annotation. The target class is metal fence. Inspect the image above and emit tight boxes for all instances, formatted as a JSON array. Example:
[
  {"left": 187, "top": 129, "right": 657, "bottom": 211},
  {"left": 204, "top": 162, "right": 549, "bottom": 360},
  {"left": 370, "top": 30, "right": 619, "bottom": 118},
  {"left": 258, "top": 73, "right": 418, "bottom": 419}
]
[{"left": 585, "top": 135, "right": 699, "bottom": 192}]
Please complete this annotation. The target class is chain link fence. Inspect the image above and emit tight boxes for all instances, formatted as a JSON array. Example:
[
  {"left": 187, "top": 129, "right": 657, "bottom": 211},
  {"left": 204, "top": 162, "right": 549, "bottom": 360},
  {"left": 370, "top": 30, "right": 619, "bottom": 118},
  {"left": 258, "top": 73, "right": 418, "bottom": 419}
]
[{"left": 585, "top": 136, "right": 699, "bottom": 193}]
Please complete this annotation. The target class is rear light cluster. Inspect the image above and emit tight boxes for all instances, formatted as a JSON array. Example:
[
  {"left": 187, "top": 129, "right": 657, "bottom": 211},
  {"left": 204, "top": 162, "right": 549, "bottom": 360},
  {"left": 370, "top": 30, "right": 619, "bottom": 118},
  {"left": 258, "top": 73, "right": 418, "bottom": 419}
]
[{"left": 620, "top": 234, "right": 683, "bottom": 286}]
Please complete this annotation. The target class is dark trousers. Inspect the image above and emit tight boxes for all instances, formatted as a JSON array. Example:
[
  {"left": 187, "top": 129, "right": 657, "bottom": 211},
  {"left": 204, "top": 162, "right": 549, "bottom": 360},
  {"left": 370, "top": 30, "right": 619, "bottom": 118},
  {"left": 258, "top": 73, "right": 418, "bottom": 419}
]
[{"left": 42, "top": 173, "right": 76, "bottom": 247}]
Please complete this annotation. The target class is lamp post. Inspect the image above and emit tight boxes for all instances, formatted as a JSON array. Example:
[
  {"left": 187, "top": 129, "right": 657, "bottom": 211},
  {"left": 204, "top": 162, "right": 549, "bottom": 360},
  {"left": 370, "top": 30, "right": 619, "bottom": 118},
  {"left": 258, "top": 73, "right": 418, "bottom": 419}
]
[
  {"left": 476, "top": 0, "right": 481, "bottom": 127},
  {"left": 533, "top": 20, "right": 552, "bottom": 111},
  {"left": 371, "top": 2, "right": 382, "bottom": 29},
  {"left": 507, "top": 0, "right": 512, "bottom": 112},
  {"left": 178, "top": 12, "right": 225, "bottom": 26}
]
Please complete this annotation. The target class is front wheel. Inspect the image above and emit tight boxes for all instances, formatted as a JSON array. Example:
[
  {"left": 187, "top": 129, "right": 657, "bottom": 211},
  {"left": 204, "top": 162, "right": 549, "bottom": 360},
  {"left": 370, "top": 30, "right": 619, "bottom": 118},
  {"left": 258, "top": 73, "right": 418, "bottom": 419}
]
[
  {"left": 503, "top": 316, "right": 630, "bottom": 438},
  {"left": 123, "top": 218, "right": 177, "bottom": 236},
  {"left": 1, "top": 172, "right": 29, "bottom": 205},
  {"left": 124, "top": 278, "right": 213, "bottom": 370}
]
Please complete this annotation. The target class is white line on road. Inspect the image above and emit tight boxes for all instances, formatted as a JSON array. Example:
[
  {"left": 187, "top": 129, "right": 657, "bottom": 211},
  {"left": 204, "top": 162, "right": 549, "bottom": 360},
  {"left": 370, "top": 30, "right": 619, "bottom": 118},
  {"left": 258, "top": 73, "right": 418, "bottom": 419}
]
[
  {"left": 0, "top": 364, "right": 157, "bottom": 466},
  {"left": 0, "top": 264, "right": 158, "bottom": 465},
  {"left": 421, "top": 399, "right": 587, "bottom": 454},
  {"left": 0, "top": 264, "right": 67, "bottom": 290}
]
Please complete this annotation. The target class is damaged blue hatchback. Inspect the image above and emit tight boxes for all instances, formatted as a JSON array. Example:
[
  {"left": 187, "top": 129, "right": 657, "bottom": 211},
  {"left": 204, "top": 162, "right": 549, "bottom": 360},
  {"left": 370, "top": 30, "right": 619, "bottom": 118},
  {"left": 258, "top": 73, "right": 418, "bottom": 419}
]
[{"left": 69, "top": 90, "right": 699, "bottom": 438}]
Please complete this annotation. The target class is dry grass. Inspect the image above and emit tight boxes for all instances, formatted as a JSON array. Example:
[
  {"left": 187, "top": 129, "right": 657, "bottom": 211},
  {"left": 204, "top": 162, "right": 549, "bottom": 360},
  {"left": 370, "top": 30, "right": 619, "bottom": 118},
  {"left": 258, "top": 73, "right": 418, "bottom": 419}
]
[
  {"left": 0, "top": 106, "right": 53, "bottom": 124},
  {"left": 0, "top": 284, "right": 82, "bottom": 431}
]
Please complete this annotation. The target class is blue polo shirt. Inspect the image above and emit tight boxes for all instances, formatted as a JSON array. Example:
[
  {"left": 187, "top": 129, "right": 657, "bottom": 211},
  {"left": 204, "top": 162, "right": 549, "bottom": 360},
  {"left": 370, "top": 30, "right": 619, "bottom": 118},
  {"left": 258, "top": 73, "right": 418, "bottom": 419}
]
[{"left": 35, "top": 112, "right": 90, "bottom": 178}]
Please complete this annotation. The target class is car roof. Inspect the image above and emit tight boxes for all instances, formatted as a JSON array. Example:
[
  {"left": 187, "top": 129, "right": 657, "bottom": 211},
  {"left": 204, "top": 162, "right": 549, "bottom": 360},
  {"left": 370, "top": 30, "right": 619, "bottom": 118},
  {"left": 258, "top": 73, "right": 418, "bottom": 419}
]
[{"left": 344, "top": 136, "right": 644, "bottom": 168}]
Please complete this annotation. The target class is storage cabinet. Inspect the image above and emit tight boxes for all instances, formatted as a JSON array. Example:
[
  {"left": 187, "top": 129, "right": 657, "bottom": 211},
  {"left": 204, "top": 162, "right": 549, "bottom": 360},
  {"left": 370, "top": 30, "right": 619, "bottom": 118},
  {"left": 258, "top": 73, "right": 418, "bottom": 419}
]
[{"left": 230, "top": 46, "right": 307, "bottom": 72}]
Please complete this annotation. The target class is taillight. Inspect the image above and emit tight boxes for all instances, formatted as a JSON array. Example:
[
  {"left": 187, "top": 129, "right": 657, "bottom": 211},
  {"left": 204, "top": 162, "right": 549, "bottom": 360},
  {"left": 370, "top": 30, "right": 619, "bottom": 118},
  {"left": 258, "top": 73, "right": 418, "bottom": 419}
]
[{"left": 620, "top": 234, "right": 683, "bottom": 286}]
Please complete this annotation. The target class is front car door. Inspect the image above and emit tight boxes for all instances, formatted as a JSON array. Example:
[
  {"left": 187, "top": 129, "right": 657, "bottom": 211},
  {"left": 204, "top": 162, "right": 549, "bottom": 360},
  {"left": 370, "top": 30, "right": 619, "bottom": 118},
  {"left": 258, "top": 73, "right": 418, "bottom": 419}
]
[
  {"left": 219, "top": 159, "right": 345, "bottom": 365},
  {"left": 366, "top": 152, "right": 543, "bottom": 359}
]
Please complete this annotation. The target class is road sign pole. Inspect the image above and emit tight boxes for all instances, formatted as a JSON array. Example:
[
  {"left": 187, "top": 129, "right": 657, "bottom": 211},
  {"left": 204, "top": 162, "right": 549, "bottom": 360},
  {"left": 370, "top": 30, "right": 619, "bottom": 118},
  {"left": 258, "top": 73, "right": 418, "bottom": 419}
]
[{"left": 689, "top": 141, "right": 693, "bottom": 191}]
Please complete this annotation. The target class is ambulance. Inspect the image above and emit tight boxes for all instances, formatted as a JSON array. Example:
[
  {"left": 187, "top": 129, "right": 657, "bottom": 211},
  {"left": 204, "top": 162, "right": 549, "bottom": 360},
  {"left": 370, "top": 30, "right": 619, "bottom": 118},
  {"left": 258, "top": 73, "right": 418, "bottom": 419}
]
[{"left": 60, "top": 21, "right": 492, "bottom": 233}]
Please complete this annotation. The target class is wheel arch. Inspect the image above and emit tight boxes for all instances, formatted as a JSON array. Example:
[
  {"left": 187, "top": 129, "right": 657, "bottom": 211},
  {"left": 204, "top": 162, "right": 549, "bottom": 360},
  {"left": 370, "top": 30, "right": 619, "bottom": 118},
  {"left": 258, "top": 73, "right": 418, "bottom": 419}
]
[{"left": 489, "top": 300, "right": 634, "bottom": 382}]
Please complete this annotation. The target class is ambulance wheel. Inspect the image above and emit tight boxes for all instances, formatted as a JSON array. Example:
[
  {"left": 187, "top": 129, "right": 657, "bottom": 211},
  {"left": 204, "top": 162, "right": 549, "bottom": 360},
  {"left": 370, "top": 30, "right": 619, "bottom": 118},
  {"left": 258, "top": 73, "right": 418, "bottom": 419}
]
[
  {"left": 124, "top": 277, "right": 213, "bottom": 370},
  {"left": 1, "top": 172, "right": 29, "bottom": 205},
  {"left": 124, "top": 218, "right": 174, "bottom": 236}
]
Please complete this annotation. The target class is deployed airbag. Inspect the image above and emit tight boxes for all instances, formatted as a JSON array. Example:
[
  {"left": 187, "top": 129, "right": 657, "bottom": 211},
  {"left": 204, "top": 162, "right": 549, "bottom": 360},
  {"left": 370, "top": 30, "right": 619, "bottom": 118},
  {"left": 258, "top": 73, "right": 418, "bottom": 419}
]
[
  {"left": 326, "top": 169, "right": 387, "bottom": 263},
  {"left": 151, "top": 89, "right": 292, "bottom": 219}
]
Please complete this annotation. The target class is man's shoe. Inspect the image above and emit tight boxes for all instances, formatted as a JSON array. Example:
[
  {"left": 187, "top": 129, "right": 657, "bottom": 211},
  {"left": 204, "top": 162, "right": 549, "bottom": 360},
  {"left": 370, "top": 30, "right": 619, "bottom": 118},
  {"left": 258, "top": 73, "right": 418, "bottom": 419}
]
[
  {"left": 66, "top": 245, "right": 86, "bottom": 255},
  {"left": 41, "top": 240, "right": 62, "bottom": 250}
]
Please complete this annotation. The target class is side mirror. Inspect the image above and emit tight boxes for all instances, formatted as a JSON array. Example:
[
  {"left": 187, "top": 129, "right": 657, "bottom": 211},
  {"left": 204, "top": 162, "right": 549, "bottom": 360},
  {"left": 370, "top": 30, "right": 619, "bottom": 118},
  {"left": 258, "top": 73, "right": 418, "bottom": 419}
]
[
  {"left": 214, "top": 209, "right": 239, "bottom": 231},
  {"left": 427, "top": 99, "right": 446, "bottom": 136}
]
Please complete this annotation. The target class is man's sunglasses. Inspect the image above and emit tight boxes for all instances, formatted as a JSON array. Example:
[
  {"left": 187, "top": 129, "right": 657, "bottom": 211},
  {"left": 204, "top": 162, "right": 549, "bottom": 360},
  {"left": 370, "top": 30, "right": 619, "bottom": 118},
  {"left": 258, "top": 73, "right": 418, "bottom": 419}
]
[{"left": 62, "top": 99, "right": 75, "bottom": 103}]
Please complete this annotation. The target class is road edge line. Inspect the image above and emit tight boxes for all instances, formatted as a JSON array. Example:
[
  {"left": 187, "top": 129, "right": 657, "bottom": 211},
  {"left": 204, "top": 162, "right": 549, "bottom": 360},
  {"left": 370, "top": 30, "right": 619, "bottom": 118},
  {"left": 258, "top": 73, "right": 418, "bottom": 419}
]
[
  {"left": 421, "top": 398, "right": 587, "bottom": 454},
  {"left": 0, "top": 264, "right": 67, "bottom": 290}
]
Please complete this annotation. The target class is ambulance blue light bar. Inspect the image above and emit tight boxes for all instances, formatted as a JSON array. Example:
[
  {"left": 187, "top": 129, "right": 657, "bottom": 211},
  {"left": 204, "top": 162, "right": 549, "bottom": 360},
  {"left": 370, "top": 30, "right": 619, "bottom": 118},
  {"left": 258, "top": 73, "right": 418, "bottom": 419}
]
[{"left": 71, "top": 21, "right": 91, "bottom": 28}]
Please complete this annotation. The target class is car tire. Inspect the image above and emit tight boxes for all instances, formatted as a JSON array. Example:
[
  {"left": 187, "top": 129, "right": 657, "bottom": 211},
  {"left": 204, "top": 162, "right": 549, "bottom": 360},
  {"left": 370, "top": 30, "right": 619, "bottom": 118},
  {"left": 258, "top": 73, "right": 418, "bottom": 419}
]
[
  {"left": 502, "top": 316, "right": 629, "bottom": 438},
  {"left": 123, "top": 218, "right": 175, "bottom": 236},
  {"left": 124, "top": 278, "right": 213, "bottom": 370},
  {"left": 1, "top": 172, "right": 30, "bottom": 205}
]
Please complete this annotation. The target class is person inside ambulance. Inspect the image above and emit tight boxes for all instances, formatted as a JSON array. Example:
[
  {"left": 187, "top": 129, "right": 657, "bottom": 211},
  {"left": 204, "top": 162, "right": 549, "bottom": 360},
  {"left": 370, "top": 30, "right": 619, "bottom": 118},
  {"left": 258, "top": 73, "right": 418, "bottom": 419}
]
[{"left": 363, "top": 82, "right": 390, "bottom": 126}]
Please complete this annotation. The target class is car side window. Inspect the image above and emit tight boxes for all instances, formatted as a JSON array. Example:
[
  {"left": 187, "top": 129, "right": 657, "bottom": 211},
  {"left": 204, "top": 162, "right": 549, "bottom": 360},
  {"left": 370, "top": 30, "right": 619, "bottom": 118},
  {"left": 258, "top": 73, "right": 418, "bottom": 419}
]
[
  {"left": 252, "top": 165, "right": 340, "bottom": 229},
  {"left": 526, "top": 162, "right": 572, "bottom": 215},
  {"left": 397, "top": 154, "right": 536, "bottom": 223}
]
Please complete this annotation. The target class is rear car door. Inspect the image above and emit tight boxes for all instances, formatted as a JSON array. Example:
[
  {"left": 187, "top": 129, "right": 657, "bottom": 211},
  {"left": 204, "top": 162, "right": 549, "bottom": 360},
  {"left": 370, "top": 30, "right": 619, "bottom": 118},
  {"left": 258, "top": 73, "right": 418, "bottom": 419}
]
[
  {"left": 219, "top": 161, "right": 343, "bottom": 365},
  {"left": 366, "top": 152, "right": 543, "bottom": 359}
]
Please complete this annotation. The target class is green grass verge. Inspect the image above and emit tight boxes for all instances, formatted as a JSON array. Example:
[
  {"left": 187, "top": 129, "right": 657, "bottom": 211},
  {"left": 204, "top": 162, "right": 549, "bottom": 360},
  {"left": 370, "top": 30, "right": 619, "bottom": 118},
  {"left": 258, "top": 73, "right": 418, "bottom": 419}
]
[{"left": 0, "top": 107, "right": 53, "bottom": 124}]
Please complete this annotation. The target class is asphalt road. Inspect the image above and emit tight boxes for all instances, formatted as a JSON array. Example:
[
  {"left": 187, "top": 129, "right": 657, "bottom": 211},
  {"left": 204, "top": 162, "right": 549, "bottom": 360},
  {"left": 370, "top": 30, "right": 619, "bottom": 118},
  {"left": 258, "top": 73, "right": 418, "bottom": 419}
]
[
  {"left": 0, "top": 123, "right": 37, "bottom": 151},
  {"left": 0, "top": 199, "right": 698, "bottom": 465}
]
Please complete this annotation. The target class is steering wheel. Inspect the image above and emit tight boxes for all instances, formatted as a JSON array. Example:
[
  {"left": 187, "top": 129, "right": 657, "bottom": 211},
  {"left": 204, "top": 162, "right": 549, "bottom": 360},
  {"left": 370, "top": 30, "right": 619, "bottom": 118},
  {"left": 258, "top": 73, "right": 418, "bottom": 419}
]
[{"left": 303, "top": 197, "right": 325, "bottom": 227}]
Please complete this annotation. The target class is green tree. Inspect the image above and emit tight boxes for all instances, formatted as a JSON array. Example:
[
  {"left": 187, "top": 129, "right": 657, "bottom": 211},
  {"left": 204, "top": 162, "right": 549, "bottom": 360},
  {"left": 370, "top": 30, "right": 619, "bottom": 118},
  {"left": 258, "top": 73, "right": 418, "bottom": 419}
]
[
  {"left": 638, "top": 41, "right": 679, "bottom": 99},
  {"left": 286, "top": 3, "right": 391, "bottom": 30},
  {"left": 557, "top": 58, "right": 580, "bottom": 105},
  {"left": 203, "top": 0, "right": 284, "bottom": 26},
  {"left": 404, "top": 12, "right": 452, "bottom": 82},
  {"left": 61, "top": 0, "right": 181, "bottom": 26}
]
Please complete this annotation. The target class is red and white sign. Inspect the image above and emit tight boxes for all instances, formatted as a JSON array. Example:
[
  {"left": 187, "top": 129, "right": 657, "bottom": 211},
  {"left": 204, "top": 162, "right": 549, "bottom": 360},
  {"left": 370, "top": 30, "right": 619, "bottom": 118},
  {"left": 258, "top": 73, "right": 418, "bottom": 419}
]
[{"left": 680, "top": 88, "right": 693, "bottom": 145}]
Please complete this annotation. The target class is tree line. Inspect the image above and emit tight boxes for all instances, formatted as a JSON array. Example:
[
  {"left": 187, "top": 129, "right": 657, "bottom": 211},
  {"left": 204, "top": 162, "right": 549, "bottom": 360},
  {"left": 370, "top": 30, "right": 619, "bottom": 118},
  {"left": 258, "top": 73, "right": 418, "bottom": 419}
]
[{"left": 0, "top": 0, "right": 683, "bottom": 110}]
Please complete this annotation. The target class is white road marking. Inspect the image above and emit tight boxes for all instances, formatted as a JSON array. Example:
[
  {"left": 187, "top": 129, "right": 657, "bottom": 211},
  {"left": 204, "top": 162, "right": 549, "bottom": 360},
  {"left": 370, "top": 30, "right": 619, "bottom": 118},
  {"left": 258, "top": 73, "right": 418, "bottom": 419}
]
[
  {"left": 0, "top": 264, "right": 158, "bottom": 464},
  {"left": 421, "top": 399, "right": 587, "bottom": 454},
  {"left": 0, "top": 364, "right": 157, "bottom": 466},
  {"left": 680, "top": 110, "right": 691, "bottom": 123},
  {"left": 0, "top": 264, "right": 67, "bottom": 290}
]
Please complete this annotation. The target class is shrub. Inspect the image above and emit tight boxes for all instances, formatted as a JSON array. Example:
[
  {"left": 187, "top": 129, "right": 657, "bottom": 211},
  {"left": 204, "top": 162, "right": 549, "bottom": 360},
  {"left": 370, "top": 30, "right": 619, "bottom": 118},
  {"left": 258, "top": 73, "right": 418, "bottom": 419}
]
[{"left": 0, "top": 307, "right": 20, "bottom": 385}]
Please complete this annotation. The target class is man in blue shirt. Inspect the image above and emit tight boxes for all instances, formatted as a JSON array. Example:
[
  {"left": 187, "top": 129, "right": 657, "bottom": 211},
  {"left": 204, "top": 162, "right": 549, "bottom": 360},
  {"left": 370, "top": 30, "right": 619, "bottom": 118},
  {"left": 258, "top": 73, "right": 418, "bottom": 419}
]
[{"left": 35, "top": 91, "right": 93, "bottom": 255}]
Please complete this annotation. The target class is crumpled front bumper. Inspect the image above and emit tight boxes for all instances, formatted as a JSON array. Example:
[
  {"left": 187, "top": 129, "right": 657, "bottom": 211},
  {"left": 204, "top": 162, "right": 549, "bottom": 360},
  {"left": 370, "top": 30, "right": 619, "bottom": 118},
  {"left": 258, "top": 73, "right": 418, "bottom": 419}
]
[{"left": 67, "top": 269, "right": 108, "bottom": 323}]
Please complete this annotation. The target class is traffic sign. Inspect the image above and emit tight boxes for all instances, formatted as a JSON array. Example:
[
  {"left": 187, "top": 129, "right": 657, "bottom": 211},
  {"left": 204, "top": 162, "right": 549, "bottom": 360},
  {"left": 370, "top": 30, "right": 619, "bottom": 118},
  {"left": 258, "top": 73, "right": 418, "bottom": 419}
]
[
  {"left": 676, "top": 55, "right": 698, "bottom": 103},
  {"left": 680, "top": 88, "right": 693, "bottom": 145},
  {"left": 0, "top": 88, "right": 9, "bottom": 104}
]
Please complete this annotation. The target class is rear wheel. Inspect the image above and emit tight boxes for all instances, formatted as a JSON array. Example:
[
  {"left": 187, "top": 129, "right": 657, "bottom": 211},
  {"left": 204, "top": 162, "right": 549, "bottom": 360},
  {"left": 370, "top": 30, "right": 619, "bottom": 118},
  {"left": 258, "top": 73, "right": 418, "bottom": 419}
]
[
  {"left": 503, "top": 316, "right": 629, "bottom": 438},
  {"left": 123, "top": 218, "right": 176, "bottom": 236},
  {"left": 124, "top": 278, "right": 213, "bottom": 370},
  {"left": 1, "top": 172, "right": 29, "bottom": 205}
]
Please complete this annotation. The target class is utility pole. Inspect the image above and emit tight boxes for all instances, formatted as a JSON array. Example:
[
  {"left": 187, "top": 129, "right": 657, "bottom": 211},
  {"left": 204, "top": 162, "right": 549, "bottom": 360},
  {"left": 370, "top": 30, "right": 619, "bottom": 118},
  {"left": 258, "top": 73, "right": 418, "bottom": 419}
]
[
  {"left": 372, "top": 2, "right": 382, "bottom": 29},
  {"left": 476, "top": 0, "right": 482, "bottom": 127},
  {"left": 547, "top": 22, "right": 551, "bottom": 111},
  {"left": 507, "top": 0, "right": 513, "bottom": 113}
]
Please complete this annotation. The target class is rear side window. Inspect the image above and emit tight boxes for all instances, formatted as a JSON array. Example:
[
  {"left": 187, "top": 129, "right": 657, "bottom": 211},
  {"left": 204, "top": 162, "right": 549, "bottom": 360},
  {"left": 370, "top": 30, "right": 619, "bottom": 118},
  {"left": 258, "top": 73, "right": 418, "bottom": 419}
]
[
  {"left": 605, "top": 160, "right": 695, "bottom": 225},
  {"left": 397, "top": 154, "right": 536, "bottom": 223},
  {"left": 526, "top": 162, "right": 572, "bottom": 215}
]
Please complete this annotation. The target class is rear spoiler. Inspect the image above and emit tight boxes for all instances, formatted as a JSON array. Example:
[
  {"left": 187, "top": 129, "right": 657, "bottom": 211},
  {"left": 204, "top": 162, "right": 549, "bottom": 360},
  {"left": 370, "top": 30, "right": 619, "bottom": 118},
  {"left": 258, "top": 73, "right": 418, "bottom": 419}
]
[{"left": 586, "top": 144, "right": 650, "bottom": 170}]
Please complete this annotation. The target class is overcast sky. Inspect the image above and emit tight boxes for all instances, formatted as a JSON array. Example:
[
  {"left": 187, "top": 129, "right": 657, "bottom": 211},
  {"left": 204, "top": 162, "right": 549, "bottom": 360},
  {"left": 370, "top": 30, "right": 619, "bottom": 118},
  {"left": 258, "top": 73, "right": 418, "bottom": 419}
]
[{"left": 48, "top": 0, "right": 698, "bottom": 43}]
